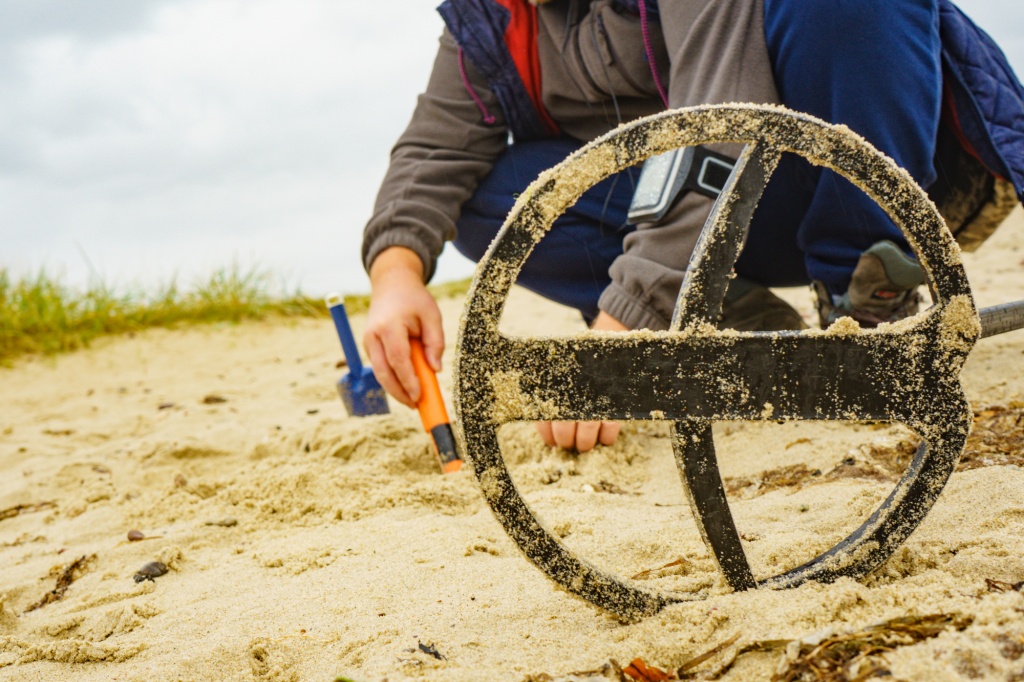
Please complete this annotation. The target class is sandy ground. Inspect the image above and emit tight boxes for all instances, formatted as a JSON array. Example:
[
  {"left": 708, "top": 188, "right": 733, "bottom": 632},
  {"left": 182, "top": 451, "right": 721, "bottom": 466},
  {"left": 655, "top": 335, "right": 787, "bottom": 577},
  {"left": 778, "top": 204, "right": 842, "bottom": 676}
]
[{"left": 2, "top": 208, "right": 1024, "bottom": 681}]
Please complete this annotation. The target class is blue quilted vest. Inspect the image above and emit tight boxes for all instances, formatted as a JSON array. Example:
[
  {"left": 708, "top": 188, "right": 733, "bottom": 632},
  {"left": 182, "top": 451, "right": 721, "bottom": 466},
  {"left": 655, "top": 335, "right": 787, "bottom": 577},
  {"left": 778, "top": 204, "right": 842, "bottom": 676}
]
[
  {"left": 438, "top": 0, "right": 655, "bottom": 141},
  {"left": 439, "top": 0, "right": 1024, "bottom": 202},
  {"left": 939, "top": 0, "right": 1024, "bottom": 201}
]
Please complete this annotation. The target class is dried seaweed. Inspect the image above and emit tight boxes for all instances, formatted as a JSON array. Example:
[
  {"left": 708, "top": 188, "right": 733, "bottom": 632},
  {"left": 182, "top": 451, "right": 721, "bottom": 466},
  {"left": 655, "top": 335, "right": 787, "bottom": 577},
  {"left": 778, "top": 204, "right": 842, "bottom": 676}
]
[
  {"left": 0, "top": 501, "right": 56, "bottom": 522},
  {"left": 724, "top": 464, "right": 820, "bottom": 497},
  {"left": 592, "top": 480, "right": 636, "bottom": 495},
  {"left": 1, "top": 533, "right": 47, "bottom": 548},
  {"left": 825, "top": 459, "right": 896, "bottom": 483},
  {"left": 771, "top": 613, "right": 970, "bottom": 682},
  {"left": 723, "top": 456, "right": 898, "bottom": 498},
  {"left": 699, "top": 615, "right": 970, "bottom": 680},
  {"left": 853, "top": 440, "right": 919, "bottom": 479},
  {"left": 523, "top": 615, "right": 963, "bottom": 682},
  {"left": 985, "top": 578, "right": 1024, "bottom": 593},
  {"left": 722, "top": 403, "right": 1024, "bottom": 500},
  {"left": 864, "top": 404, "right": 1024, "bottom": 475},
  {"left": 958, "top": 403, "right": 1024, "bottom": 470},
  {"left": 25, "top": 553, "right": 97, "bottom": 612}
]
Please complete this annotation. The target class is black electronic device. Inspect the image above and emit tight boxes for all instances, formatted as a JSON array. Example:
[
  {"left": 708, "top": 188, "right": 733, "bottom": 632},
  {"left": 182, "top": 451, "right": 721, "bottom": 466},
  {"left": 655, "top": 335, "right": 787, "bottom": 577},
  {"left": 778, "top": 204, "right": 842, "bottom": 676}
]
[{"left": 627, "top": 145, "right": 736, "bottom": 223}]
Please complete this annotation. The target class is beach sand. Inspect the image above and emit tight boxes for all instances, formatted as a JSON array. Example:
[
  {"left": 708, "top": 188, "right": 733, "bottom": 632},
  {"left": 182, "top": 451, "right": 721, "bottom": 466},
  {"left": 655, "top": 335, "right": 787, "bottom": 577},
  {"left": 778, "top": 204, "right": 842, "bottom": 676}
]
[{"left": 2, "top": 208, "right": 1024, "bottom": 681}]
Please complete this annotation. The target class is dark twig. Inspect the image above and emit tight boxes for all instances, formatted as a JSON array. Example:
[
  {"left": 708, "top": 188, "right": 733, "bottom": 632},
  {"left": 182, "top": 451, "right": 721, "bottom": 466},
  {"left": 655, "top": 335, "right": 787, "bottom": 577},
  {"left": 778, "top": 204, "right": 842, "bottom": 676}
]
[{"left": 25, "top": 553, "right": 96, "bottom": 612}]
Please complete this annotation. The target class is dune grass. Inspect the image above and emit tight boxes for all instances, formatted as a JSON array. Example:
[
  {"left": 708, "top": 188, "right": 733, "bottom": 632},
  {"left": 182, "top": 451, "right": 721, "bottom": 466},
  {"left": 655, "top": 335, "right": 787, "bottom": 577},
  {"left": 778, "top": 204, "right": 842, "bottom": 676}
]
[
  {"left": 0, "top": 266, "right": 323, "bottom": 363},
  {"left": 0, "top": 267, "right": 474, "bottom": 365}
]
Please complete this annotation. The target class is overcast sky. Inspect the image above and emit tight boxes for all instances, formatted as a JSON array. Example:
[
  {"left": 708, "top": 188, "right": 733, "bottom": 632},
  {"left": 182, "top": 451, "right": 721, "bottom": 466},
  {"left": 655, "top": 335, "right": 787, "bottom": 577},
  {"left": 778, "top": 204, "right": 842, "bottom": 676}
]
[{"left": 2, "top": 0, "right": 1022, "bottom": 296}]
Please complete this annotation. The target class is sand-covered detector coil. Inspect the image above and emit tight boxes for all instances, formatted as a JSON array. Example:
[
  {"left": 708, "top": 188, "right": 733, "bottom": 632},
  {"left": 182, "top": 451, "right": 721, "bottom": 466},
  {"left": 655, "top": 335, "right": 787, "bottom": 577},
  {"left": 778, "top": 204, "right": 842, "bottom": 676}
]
[{"left": 453, "top": 104, "right": 980, "bottom": 621}]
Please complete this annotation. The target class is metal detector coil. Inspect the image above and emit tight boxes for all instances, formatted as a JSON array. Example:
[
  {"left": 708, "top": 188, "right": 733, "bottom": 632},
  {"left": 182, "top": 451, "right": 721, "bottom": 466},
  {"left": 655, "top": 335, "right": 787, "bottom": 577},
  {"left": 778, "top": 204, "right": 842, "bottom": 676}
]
[{"left": 453, "top": 104, "right": 982, "bottom": 621}]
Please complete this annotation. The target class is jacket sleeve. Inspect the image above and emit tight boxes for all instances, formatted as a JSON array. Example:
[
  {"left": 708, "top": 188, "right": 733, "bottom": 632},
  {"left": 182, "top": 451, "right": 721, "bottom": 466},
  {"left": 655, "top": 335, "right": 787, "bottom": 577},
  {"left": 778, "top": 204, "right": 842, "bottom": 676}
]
[
  {"left": 362, "top": 29, "right": 509, "bottom": 282},
  {"left": 598, "top": 0, "right": 780, "bottom": 330}
]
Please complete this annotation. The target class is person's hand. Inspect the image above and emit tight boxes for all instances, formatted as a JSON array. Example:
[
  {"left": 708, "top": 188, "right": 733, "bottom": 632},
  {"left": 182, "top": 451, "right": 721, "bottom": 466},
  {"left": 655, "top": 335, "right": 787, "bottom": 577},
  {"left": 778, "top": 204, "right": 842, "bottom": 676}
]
[
  {"left": 364, "top": 247, "right": 444, "bottom": 408},
  {"left": 535, "top": 310, "right": 628, "bottom": 452},
  {"left": 535, "top": 420, "right": 621, "bottom": 453}
]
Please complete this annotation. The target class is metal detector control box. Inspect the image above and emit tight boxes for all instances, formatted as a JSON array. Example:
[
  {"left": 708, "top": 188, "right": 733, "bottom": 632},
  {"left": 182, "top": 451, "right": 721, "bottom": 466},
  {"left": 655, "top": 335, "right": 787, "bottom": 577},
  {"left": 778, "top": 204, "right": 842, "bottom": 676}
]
[{"left": 628, "top": 145, "right": 736, "bottom": 224}]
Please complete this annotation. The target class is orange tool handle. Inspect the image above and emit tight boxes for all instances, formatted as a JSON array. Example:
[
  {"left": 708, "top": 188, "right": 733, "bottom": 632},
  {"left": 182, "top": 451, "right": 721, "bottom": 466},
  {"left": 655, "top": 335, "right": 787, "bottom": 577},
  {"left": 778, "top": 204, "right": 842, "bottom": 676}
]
[{"left": 409, "top": 339, "right": 462, "bottom": 473}]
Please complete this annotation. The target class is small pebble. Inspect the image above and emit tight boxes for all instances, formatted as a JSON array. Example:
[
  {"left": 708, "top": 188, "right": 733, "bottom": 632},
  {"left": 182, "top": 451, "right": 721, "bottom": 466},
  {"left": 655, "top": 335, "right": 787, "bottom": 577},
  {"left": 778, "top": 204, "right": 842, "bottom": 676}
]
[
  {"left": 204, "top": 518, "right": 238, "bottom": 528},
  {"left": 127, "top": 530, "right": 145, "bottom": 542},
  {"left": 174, "top": 473, "right": 188, "bottom": 488},
  {"left": 133, "top": 561, "right": 168, "bottom": 583},
  {"left": 201, "top": 394, "right": 227, "bottom": 404},
  {"left": 158, "top": 402, "right": 175, "bottom": 410}
]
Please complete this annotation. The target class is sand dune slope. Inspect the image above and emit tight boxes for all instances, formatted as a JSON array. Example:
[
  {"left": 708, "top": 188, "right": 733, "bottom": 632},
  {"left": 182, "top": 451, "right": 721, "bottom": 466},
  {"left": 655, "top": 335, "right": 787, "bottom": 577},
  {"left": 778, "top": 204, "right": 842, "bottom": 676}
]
[{"left": 2, "top": 210, "right": 1024, "bottom": 681}]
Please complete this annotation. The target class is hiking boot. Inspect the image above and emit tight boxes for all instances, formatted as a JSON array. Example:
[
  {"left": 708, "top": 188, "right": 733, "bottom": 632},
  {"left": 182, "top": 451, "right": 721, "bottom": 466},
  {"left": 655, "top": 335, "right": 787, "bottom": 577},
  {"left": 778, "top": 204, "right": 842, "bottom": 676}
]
[
  {"left": 814, "top": 240, "right": 926, "bottom": 328},
  {"left": 720, "top": 276, "right": 808, "bottom": 332}
]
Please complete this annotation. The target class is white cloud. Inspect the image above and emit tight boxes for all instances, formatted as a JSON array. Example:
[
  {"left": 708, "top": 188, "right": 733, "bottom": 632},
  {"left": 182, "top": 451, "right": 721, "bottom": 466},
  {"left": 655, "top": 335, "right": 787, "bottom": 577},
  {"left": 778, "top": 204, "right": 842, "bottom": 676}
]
[
  {"left": 956, "top": 1, "right": 1024, "bottom": 71},
  {"left": 0, "top": 0, "right": 457, "bottom": 295},
  {"left": 2, "top": 0, "right": 1022, "bottom": 296}
]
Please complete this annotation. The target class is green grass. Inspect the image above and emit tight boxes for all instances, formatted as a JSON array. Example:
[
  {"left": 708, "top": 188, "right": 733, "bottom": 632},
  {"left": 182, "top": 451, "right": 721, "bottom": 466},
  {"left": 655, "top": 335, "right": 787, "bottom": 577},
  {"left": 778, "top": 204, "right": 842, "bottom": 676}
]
[
  {"left": 0, "top": 266, "right": 323, "bottom": 364},
  {"left": 0, "top": 267, "right": 474, "bottom": 365}
]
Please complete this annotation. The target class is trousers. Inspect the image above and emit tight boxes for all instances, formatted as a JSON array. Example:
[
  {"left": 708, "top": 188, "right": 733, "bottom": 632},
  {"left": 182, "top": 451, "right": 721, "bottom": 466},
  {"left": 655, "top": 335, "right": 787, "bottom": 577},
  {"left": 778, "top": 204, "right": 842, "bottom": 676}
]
[{"left": 453, "top": 0, "right": 941, "bottom": 322}]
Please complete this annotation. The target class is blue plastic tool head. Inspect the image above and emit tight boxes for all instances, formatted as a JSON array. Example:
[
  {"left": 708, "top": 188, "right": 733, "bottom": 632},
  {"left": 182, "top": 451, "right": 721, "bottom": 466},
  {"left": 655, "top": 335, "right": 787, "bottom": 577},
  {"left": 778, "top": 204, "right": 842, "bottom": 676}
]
[
  {"left": 327, "top": 293, "right": 390, "bottom": 417},
  {"left": 337, "top": 368, "right": 390, "bottom": 416}
]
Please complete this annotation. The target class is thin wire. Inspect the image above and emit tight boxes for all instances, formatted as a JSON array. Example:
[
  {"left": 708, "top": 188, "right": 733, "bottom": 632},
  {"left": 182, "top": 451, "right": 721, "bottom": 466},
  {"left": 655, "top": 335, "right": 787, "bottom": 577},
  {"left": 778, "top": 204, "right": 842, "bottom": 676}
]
[
  {"left": 638, "top": 0, "right": 669, "bottom": 107},
  {"left": 588, "top": 13, "right": 623, "bottom": 126},
  {"left": 585, "top": 4, "right": 641, "bottom": 207},
  {"left": 555, "top": 0, "right": 615, "bottom": 132}
]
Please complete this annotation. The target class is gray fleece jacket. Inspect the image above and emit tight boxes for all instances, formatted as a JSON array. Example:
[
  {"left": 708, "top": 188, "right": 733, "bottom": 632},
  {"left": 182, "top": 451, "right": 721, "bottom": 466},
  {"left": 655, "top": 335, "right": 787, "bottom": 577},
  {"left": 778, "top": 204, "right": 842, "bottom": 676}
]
[{"left": 361, "top": 0, "right": 779, "bottom": 330}]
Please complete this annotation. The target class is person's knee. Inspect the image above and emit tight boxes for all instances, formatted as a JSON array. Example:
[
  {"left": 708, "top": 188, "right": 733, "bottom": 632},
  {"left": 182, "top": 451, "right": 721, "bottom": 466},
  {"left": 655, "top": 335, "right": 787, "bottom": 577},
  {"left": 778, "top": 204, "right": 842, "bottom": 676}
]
[
  {"left": 766, "top": 0, "right": 935, "bottom": 51},
  {"left": 451, "top": 218, "right": 495, "bottom": 264}
]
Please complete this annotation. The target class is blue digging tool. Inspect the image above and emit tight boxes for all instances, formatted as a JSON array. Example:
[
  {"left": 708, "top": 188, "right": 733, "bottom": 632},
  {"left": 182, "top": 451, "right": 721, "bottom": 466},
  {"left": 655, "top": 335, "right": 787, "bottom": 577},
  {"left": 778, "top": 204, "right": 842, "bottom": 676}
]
[{"left": 325, "top": 293, "right": 389, "bottom": 416}]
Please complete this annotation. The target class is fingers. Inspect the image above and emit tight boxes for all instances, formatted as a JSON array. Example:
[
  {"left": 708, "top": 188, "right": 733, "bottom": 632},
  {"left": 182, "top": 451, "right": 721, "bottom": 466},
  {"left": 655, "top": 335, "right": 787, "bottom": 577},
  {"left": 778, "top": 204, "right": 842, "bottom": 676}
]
[
  {"left": 597, "top": 421, "right": 620, "bottom": 446},
  {"left": 534, "top": 421, "right": 621, "bottom": 452},
  {"left": 383, "top": 326, "right": 423, "bottom": 404},
  {"left": 535, "top": 421, "right": 555, "bottom": 447},
  {"left": 364, "top": 251, "right": 445, "bottom": 408},
  {"left": 420, "top": 306, "right": 445, "bottom": 373},
  {"left": 578, "top": 421, "right": 620, "bottom": 451},
  {"left": 551, "top": 421, "right": 578, "bottom": 451},
  {"left": 574, "top": 421, "right": 601, "bottom": 453},
  {"left": 364, "top": 332, "right": 417, "bottom": 407}
]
